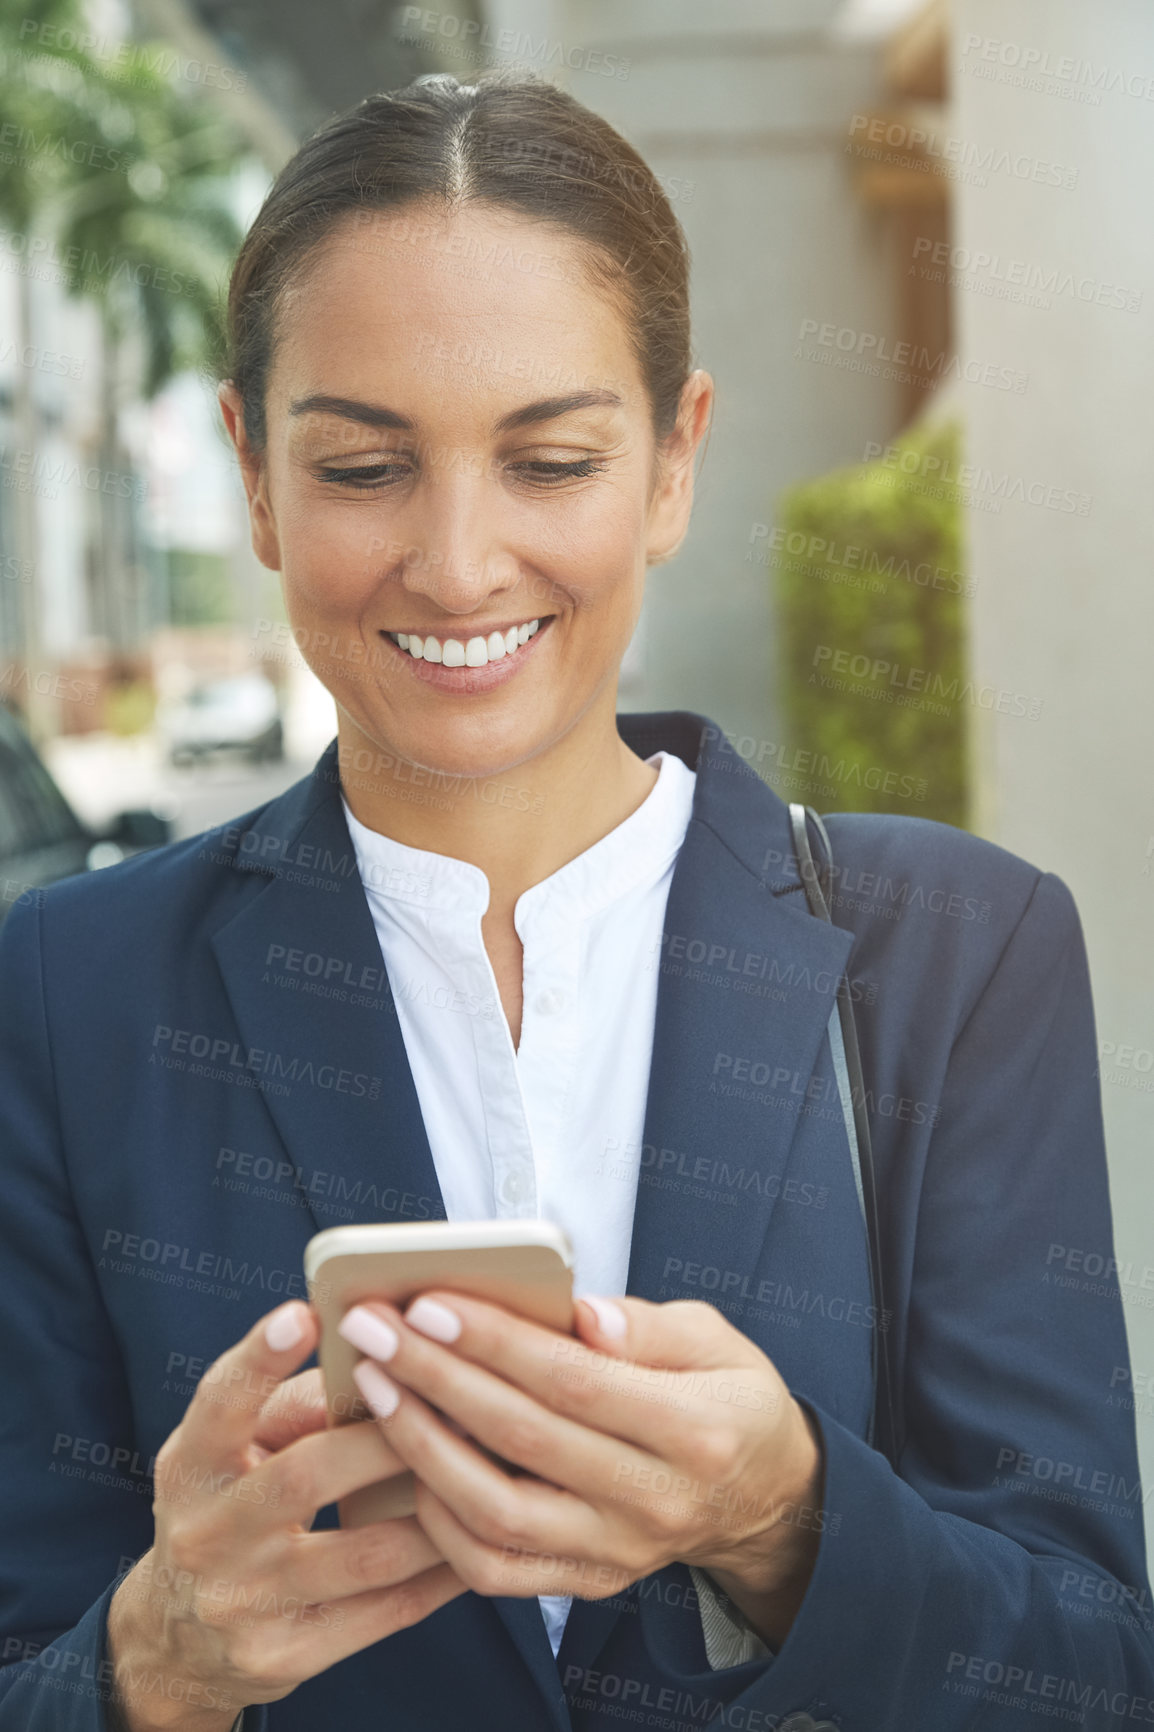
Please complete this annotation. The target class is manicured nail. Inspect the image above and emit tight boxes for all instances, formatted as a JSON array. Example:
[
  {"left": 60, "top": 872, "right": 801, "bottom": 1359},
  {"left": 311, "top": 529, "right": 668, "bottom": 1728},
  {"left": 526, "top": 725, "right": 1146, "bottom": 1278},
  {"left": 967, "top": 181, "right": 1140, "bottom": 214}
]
[
  {"left": 405, "top": 1297, "right": 462, "bottom": 1343},
  {"left": 264, "top": 1302, "right": 308, "bottom": 1352},
  {"left": 339, "top": 1305, "right": 399, "bottom": 1362},
  {"left": 581, "top": 1296, "right": 627, "bottom": 1339},
  {"left": 353, "top": 1359, "right": 400, "bottom": 1418}
]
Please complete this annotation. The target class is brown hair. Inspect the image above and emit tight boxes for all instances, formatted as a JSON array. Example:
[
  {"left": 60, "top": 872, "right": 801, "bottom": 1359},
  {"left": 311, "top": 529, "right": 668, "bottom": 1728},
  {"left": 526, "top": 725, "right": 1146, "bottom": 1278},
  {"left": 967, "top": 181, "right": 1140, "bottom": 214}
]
[{"left": 225, "top": 70, "right": 692, "bottom": 453}]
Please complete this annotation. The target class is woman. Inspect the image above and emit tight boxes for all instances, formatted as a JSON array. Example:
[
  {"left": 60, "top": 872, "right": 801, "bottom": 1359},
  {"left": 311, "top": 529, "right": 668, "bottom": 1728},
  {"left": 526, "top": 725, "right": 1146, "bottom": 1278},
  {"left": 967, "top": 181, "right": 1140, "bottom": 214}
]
[{"left": 0, "top": 70, "right": 1150, "bottom": 1732}]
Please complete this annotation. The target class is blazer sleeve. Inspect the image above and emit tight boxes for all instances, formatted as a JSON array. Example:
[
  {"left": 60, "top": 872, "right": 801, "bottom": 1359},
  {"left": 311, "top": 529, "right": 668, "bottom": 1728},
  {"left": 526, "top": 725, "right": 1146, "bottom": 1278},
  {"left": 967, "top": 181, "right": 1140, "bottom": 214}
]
[
  {"left": 0, "top": 891, "right": 154, "bottom": 1729},
  {"left": 636, "top": 869, "right": 1154, "bottom": 1727}
]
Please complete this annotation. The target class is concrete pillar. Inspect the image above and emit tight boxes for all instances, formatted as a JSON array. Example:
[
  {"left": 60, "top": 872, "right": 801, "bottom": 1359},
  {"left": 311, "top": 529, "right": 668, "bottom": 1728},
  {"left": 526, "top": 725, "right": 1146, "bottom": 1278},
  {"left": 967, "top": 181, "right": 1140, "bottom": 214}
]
[{"left": 953, "top": 0, "right": 1154, "bottom": 1520}]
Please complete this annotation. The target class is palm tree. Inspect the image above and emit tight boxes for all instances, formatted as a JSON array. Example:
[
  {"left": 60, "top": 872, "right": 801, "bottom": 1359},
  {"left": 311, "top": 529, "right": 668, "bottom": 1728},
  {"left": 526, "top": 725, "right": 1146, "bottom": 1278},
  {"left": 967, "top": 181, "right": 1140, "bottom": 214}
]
[{"left": 0, "top": 0, "right": 250, "bottom": 729}]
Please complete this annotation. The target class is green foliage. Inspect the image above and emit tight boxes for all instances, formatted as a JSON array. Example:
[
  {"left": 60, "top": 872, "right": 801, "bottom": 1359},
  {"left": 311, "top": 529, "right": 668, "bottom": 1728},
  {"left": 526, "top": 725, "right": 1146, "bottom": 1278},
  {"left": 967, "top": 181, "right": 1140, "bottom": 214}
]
[
  {"left": 0, "top": 0, "right": 247, "bottom": 393},
  {"left": 165, "top": 548, "right": 233, "bottom": 625},
  {"left": 773, "top": 419, "right": 969, "bottom": 828}
]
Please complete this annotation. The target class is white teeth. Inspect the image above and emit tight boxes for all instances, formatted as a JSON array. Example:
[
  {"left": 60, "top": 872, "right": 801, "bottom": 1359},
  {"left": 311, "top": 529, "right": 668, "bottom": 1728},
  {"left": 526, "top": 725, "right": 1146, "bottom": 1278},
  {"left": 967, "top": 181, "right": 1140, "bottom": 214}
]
[{"left": 388, "top": 618, "right": 543, "bottom": 667}]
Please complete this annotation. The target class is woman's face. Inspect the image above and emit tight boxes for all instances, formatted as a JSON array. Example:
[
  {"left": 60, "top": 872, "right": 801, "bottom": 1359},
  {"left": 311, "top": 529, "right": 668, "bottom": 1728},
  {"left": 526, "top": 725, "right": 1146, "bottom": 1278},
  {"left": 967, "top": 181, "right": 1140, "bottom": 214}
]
[{"left": 222, "top": 201, "right": 711, "bottom": 781}]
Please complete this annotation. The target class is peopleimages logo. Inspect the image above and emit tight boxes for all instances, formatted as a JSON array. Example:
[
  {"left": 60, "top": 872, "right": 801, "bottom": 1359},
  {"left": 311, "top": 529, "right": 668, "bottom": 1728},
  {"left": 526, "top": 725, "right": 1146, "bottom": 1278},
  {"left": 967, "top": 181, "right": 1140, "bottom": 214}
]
[
  {"left": 797, "top": 318, "right": 1027, "bottom": 391},
  {"left": 909, "top": 237, "right": 1142, "bottom": 314},
  {"left": 0, "top": 230, "right": 195, "bottom": 297},
  {"left": 945, "top": 1651, "right": 1154, "bottom": 1723},
  {"left": 959, "top": 32, "right": 1154, "bottom": 104},
  {"left": 810, "top": 644, "right": 1043, "bottom": 720},
  {"left": 0, "top": 446, "right": 145, "bottom": 500},
  {"left": 397, "top": 7, "right": 631, "bottom": 78},
  {"left": 150, "top": 1024, "right": 382, "bottom": 1100},
  {"left": 863, "top": 440, "right": 1093, "bottom": 515}
]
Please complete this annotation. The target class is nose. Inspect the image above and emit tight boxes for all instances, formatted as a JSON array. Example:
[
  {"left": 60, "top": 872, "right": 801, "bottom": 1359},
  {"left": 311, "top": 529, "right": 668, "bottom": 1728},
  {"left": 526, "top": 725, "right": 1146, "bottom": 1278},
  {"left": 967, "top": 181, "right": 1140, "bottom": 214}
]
[{"left": 390, "top": 466, "right": 520, "bottom": 617}]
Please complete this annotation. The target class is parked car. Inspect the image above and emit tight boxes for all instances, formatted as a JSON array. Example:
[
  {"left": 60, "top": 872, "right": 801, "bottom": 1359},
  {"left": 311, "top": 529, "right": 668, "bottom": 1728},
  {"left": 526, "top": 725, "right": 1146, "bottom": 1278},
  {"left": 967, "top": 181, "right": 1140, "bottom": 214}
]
[
  {"left": 0, "top": 705, "right": 173, "bottom": 926},
  {"left": 159, "top": 674, "right": 283, "bottom": 767}
]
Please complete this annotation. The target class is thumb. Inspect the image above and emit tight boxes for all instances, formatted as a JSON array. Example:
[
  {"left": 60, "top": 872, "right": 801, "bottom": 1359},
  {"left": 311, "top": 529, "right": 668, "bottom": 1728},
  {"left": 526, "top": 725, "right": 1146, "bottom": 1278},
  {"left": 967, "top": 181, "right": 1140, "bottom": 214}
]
[
  {"left": 572, "top": 1293, "right": 761, "bottom": 1371},
  {"left": 178, "top": 1299, "right": 319, "bottom": 1463},
  {"left": 253, "top": 1365, "right": 329, "bottom": 1453}
]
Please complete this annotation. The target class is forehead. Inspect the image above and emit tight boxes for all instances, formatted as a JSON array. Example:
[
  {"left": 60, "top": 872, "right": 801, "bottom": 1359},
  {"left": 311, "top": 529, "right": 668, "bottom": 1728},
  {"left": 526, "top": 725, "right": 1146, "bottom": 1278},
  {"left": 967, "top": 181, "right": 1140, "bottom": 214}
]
[{"left": 270, "top": 202, "right": 640, "bottom": 414}]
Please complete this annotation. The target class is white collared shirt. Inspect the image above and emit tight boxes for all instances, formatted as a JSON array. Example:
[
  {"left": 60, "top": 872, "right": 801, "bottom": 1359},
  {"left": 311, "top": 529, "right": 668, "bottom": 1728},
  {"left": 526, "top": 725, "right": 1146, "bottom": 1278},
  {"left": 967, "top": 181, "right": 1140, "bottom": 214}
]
[{"left": 339, "top": 749, "right": 768, "bottom": 1670}]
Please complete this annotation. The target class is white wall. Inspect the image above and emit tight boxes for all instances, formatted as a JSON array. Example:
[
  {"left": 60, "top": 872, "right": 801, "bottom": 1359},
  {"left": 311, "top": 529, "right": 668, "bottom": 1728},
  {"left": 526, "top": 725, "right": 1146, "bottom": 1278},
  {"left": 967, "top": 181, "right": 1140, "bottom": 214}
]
[{"left": 953, "top": 0, "right": 1154, "bottom": 1538}]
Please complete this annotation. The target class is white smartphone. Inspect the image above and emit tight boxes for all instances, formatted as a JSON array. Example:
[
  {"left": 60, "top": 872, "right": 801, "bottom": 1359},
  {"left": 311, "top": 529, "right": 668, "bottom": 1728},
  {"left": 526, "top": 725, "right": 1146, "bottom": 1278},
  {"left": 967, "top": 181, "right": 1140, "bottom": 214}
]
[{"left": 304, "top": 1219, "right": 576, "bottom": 1526}]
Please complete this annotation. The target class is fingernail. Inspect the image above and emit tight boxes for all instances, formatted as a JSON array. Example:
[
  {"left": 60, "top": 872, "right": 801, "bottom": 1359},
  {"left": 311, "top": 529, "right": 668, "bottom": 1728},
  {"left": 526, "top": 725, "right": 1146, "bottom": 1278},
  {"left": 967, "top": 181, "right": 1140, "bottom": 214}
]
[
  {"left": 339, "top": 1305, "right": 400, "bottom": 1362},
  {"left": 265, "top": 1302, "right": 308, "bottom": 1352},
  {"left": 405, "top": 1297, "right": 462, "bottom": 1343},
  {"left": 581, "top": 1296, "right": 627, "bottom": 1339},
  {"left": 353, "top": 1359, "right": 400, "bottom": 1419}
]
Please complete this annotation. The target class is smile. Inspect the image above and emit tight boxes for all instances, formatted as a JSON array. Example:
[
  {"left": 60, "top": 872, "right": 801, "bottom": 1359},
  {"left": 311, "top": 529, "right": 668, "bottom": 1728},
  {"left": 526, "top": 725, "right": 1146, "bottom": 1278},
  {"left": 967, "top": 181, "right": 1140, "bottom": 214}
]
[{"left": 386, "top": 618, "right": 544, "bottom": 668}]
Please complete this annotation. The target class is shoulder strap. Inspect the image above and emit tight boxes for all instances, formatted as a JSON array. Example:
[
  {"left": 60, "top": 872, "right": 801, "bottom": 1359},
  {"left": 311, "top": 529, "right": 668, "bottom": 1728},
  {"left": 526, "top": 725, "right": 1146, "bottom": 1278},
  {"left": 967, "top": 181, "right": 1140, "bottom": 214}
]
[{"left": 788, "top": 803, "right": 899, "bottom": 1467}]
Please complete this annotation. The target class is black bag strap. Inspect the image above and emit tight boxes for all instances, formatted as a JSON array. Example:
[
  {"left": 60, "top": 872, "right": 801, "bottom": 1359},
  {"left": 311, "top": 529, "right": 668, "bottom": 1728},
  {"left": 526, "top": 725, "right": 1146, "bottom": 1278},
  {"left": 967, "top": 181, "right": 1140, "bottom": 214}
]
[{"left": 788, "top": 803, "right": 899, "bottom": 1467}]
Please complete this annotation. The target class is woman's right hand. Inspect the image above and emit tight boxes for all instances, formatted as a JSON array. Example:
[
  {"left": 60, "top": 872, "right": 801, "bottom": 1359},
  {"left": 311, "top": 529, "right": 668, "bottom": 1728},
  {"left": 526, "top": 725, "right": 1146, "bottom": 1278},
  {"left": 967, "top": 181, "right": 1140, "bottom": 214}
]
[{"left": 106, "top": 1299, "right": 466, "bottom": 1731}]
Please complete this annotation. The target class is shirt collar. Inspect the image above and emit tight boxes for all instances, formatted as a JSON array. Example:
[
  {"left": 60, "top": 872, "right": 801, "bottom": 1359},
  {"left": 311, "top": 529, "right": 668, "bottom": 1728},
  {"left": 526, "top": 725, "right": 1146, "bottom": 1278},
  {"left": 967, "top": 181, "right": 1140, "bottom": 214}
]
[{"left": 339, "top": 751, "right": 696, "bottom": 933}]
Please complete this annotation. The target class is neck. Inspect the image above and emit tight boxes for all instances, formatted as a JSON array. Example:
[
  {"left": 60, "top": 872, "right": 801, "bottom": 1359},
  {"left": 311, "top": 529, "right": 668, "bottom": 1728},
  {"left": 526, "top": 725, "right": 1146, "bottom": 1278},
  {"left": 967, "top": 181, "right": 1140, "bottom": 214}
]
[{"left": 336, "top": 695, "right": 660, "bottom": 916}]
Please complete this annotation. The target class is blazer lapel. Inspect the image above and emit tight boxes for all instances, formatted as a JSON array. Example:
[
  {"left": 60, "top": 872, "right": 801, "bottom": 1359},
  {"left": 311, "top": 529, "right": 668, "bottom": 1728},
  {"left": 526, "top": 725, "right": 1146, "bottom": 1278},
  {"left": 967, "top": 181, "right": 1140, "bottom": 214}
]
[
  {"left": 208, "top": 741, "right": 446, "bottom": 1239},
  {"left": 618, "top": 709, "right": 853, "bottom": 1303},
  {"left": 208, "top": 743, "right": 569, "bottom": 1725},
  {"left": 626, "top": 818, "right": 852, "bottom": 1300},
  {"left": 559, "top": 711, "right": 853, "bottom": 1679}
]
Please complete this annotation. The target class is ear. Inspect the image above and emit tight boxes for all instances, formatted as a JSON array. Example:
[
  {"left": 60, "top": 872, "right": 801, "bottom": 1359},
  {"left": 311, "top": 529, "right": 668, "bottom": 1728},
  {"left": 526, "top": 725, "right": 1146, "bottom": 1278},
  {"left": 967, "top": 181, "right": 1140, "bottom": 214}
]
[
  {"left": 218, "top": 381, "right": 282, "bottom": 573},
  {"left": 644, "top": 369, "right": 713, "bottom": 568}
]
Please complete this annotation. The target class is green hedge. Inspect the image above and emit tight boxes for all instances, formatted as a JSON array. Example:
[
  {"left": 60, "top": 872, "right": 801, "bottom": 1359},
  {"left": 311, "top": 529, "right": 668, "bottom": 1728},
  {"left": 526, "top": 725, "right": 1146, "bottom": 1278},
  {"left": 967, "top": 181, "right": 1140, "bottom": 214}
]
[{"left": 770, "top": 418, "right": 969, "bottom": 829}]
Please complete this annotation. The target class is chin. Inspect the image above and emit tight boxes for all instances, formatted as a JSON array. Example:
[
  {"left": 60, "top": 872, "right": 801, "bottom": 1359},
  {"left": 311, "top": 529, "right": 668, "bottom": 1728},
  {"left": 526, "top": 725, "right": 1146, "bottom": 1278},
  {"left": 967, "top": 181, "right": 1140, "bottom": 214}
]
[
  {"left": 343, "top": 704, "right": 557, "bottom": 788},
  {"left": 402, "top": 724, "right": 554, "bottom": 787}
]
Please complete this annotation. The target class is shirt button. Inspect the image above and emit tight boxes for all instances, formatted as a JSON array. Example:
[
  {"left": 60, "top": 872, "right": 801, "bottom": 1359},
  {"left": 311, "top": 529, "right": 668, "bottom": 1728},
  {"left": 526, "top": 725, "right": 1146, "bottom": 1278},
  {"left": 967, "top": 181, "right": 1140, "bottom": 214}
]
[
  {"left": 499, "top": 1169, "right": 532, "bottom": 1205},
  {"left": 533, "top": 988, "right": 567, "bottom": 1015}
]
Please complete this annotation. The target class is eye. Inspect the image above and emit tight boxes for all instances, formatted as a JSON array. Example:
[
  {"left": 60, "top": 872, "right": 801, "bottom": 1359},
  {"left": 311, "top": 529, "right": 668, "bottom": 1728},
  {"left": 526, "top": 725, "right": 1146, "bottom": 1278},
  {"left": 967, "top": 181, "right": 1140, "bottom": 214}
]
[
  {"left": 315, "top": 460, "right": 413, "bottom": 488},
  {"left": 509, "top": 458, "right": 607, "bottom": 483}
]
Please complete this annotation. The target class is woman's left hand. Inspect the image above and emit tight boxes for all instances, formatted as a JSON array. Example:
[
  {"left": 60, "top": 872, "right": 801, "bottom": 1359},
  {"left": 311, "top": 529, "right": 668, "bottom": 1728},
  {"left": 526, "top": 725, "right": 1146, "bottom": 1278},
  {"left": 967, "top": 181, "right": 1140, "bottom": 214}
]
[{"left": 336, "top": 1292, "right": 825, "bottom": 1648}]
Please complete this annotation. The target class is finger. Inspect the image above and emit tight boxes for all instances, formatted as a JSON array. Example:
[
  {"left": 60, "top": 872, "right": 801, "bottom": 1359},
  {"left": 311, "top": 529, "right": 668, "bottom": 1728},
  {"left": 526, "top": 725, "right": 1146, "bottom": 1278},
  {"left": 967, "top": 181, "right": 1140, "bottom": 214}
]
[
  {"left": 365, "top": 1375, "right": 599, "bottom": 1563},
  {"left": 414, "top": 1486, "right": 631, "bottom": 1603},
  {"left": 347, "top": 1314, "right": 654, "bottom": 1502},
  {"left": 250, "top": 1418, "right": 408, "bottom": 1526},
  {"left": 177, "top": 1301, "right": 319, "bottom": 1467},
  {"left": 254, "top": 1368, "right": 329, "bottom": 1453},
  {"left": 380, "top": 1293, "right": 765, "bottom": 1456},
  {"left": 571, "top": 1295, "right": 765, "bottom": 1371},
  {"left": 241, "top": 1563, "right": 467, "bottom": 1688},
  {"left": 275, "top": 1515, "right": 445, "bottom": 1606}
]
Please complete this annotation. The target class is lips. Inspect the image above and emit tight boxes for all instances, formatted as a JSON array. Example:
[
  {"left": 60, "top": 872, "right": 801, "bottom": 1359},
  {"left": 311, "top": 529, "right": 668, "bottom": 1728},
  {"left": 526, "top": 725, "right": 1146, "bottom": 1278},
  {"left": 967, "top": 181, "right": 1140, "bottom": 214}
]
[
  {"left": 379, "top": 615, "right": 555, "bottom": 693},
  {"left": 386, "top": 616, "right": 543, "bottom": 668}
]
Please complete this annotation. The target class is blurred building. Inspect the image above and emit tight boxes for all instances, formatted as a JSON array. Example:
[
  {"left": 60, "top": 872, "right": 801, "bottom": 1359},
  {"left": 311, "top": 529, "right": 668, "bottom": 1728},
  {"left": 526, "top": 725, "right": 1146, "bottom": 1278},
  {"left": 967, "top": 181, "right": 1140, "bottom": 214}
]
[{"left": 0, "top": 0, "right": 460, "bottom": 743}]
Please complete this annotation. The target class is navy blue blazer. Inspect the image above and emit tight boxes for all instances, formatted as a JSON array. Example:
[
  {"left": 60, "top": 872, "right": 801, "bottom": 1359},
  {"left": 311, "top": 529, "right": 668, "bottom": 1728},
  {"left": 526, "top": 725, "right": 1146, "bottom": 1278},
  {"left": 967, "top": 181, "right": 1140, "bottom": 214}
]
[{"left": 1, "top": 709, "right": 1152, "bottom": 1730}]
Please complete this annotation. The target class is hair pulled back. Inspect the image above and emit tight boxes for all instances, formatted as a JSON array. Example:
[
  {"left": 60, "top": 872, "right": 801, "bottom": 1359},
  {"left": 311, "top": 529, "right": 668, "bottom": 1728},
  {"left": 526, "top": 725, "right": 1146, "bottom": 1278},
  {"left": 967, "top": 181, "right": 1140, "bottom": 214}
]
[{"left": 226, "top": 70, "right": 692, "bottom": 453}]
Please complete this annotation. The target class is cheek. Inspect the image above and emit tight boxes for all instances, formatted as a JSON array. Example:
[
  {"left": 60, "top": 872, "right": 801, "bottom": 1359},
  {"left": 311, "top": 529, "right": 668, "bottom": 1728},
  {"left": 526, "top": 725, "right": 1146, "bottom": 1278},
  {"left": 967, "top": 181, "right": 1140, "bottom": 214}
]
[
  {"left": 535, "top": 485, "right": 648, "bottom": 599},
  {"left": 278, "top": 500, "right": 385, "bottom": 614}
]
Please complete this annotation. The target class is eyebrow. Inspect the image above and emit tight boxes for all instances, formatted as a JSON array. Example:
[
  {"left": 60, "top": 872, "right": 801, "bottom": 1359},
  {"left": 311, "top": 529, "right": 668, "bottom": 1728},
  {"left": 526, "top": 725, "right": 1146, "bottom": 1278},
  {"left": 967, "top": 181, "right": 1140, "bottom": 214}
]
[{"left": 288, "top": 389, "right": 624, "bottom": 435}]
